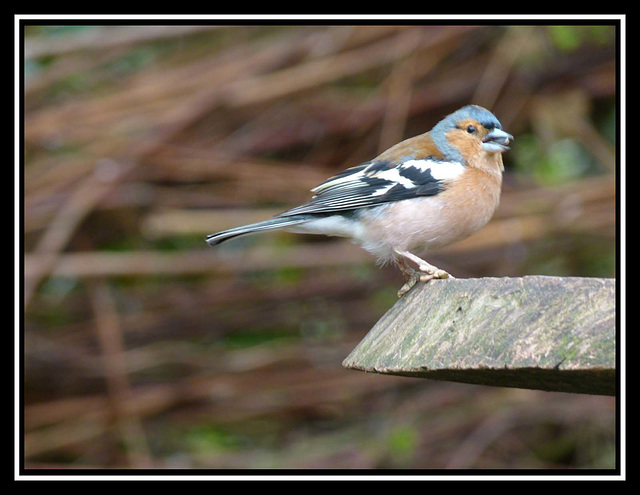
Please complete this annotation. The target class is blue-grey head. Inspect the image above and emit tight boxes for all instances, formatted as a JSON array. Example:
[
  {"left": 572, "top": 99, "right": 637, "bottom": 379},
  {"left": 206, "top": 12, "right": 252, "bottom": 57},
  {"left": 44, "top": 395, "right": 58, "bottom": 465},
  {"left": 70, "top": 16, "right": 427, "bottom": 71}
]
[{"left": 431, "top": 105, "right": 513, "bottom": 163}]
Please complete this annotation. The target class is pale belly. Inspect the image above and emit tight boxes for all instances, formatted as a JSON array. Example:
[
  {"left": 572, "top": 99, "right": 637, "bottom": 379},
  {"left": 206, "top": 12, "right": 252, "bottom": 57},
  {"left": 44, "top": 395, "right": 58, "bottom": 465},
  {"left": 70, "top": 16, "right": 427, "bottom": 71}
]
[{"left": 356, "top": 192, "right": 499, "bottom": 263}]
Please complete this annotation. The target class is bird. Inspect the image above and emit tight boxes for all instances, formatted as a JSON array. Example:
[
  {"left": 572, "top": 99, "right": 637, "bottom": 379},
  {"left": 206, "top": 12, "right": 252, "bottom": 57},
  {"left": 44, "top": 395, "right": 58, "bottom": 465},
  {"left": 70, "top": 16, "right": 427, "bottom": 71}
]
[{"left": 206, "top": 105, "right": 513, "bottom": 297}]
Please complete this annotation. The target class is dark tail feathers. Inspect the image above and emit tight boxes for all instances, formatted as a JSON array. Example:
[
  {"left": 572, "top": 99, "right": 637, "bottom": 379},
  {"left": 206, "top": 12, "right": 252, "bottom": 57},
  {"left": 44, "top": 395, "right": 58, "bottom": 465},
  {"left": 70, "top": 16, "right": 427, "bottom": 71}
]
[{"left": 205, "top": 216, "right": 307, "bottom": 246}]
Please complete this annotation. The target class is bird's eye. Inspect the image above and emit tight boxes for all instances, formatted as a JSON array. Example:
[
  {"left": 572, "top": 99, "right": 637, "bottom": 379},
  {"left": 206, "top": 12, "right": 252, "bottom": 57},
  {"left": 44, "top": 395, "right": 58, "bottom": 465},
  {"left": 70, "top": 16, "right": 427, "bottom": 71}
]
[{"left": 466, "top": 125, "right": 476, "bottom": 134}]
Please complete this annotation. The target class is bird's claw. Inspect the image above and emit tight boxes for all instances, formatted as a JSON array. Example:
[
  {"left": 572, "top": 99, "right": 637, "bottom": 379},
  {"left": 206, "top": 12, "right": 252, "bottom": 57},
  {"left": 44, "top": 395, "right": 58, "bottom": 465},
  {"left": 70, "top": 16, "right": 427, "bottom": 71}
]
[
  {"left": 394, "top": 250, "right": 453, "bottom": 297},
  {"left": 418, "top": 265, "right": 452, "bottom": 282}
]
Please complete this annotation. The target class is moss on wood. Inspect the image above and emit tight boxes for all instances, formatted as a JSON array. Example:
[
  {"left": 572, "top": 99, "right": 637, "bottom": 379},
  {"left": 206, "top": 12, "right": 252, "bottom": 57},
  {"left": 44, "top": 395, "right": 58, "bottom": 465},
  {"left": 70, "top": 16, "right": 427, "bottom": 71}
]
[{"left": 343, "top": 276, "right": 615, "bottom": 395}]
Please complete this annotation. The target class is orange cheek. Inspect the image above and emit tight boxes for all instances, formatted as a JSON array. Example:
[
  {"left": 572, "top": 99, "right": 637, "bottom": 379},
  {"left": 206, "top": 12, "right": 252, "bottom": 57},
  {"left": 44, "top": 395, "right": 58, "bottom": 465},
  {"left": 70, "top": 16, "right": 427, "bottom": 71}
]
[{"left": 446, "top": 133, "right": 481, "bottom": 161}]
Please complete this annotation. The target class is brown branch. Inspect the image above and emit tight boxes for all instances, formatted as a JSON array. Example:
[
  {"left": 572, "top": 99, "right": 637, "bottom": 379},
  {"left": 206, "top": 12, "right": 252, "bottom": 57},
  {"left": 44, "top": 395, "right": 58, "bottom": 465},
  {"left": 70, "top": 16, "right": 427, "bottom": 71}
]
[
  {"left": 87, "top": 279, "right": 153, "bottom": 468},
  {"left": 24, "top": 159, "right": 135, "bottom": 308}
]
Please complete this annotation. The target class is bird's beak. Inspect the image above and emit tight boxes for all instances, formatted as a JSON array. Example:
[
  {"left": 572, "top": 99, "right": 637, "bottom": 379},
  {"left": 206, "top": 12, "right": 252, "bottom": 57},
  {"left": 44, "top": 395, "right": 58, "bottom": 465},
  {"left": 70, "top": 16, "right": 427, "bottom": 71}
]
[{"left": 482, "top": 128, "right": 513, "bottom": 152}]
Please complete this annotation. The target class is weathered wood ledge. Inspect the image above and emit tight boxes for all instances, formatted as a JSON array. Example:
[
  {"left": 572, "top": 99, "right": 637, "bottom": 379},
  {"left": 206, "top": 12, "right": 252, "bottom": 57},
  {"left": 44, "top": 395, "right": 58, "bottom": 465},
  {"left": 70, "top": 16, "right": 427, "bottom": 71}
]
[{"left": 343, "top": 276, "right": 616, "bottom": 396}]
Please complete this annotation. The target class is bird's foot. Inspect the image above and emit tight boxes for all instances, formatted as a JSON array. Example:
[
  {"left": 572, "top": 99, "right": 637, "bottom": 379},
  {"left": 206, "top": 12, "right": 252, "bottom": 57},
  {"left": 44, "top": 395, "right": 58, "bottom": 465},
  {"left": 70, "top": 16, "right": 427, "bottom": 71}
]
[
  {"left": 394, "top": 250, "right": 453, "bottom": 297},
  {"left": 397, "top": 272, "right": 420, "bottom": 298},
  {"left": 417, "top": 262, "right": 453, "bottom": 283}
]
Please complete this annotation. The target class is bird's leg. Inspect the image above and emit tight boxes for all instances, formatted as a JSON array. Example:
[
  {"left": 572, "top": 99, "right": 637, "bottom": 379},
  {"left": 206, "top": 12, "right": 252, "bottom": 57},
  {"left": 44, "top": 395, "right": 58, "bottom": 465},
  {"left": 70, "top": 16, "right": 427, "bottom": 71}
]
[
  {"left": 394, "top": 257, "right": 421, "bottom": 298},
  {"left": 396, "top": 250, "right": 452, "bottom": 280},
  {"left": 394, "top": 250, "right": 453, "bottom": 297}
]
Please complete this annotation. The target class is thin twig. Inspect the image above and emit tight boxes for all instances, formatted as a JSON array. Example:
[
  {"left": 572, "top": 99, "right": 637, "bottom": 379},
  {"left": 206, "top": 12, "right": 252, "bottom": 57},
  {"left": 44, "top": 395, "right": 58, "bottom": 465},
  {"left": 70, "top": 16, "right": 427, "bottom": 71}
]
[{"left": 88, "top": 279, "right": 153, "bottom": 468}]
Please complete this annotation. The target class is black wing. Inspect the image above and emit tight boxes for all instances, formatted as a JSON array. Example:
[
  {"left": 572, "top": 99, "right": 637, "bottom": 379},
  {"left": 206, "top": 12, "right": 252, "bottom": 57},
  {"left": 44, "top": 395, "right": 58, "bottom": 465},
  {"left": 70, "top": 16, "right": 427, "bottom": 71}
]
[{"left": 277, "top": 157, "right": 465, "bottom": 217}]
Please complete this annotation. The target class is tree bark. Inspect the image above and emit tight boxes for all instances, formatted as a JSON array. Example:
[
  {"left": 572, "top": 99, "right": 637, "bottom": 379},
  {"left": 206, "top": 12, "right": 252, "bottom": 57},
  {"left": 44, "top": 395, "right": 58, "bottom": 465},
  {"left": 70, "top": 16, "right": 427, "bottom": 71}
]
[{"left": 343, "top": 276, "right": 616, "bottom": 395}]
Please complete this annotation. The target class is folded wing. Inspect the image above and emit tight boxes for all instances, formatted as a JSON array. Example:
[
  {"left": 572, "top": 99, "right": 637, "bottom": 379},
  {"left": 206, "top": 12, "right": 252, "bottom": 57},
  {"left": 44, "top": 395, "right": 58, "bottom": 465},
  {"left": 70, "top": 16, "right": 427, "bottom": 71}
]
[{"left": 278, "top": 158, "right": 465, "bottom": 217}]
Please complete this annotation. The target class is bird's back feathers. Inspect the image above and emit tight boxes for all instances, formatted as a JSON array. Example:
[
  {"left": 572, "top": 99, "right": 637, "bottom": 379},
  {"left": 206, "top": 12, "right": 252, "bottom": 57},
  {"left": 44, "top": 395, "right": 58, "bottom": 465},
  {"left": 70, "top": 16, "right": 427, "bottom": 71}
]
[{"left": 277, "top": 156, "right": 464, "bottom": 218}]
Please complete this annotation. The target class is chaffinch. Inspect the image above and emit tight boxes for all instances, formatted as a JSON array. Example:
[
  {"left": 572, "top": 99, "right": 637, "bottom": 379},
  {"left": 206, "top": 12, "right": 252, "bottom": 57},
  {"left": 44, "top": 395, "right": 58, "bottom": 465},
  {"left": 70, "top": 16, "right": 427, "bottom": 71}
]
[{"left": 207, "top": 105, "right": 513, "bottom": 296}]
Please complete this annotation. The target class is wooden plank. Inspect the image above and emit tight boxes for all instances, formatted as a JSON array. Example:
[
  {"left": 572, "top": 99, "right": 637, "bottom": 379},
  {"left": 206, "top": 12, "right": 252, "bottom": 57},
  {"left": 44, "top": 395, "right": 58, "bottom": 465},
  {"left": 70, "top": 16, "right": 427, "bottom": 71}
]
[{"left": 343, "top": 276, "right": 616, "bottom": 395}]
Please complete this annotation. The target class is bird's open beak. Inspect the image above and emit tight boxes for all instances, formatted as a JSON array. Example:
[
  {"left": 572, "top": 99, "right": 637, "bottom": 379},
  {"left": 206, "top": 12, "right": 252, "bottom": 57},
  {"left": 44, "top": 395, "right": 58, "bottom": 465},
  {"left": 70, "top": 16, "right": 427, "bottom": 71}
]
[{"left": 482, "top": 128, "right": 513, "bottom": 152}]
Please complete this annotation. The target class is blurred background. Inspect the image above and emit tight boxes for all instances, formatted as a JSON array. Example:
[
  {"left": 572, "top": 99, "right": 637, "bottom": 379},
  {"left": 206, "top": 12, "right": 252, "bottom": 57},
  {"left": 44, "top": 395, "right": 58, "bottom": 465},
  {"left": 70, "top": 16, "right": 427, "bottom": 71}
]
[{"left": 22, "top": 23, "right": 618, "bottom": 470}]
